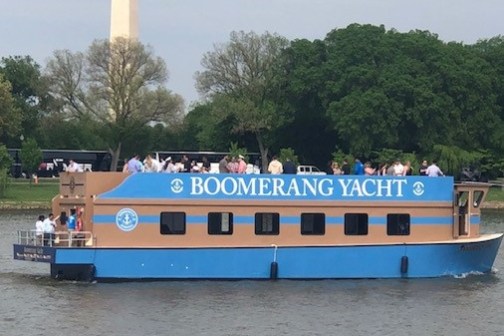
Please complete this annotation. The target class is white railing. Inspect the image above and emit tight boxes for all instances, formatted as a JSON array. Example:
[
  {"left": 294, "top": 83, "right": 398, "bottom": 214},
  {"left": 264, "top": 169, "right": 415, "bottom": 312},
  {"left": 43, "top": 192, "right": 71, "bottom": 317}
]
[{"left": 17, "top": 230, "right": 94, "bottom": 247}]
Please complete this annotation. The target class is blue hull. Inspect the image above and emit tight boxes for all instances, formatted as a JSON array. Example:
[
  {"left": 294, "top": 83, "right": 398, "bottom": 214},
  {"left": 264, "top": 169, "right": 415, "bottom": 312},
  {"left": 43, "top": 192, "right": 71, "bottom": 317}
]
[{"left": 14, "top": 234, "right": 503, "bottom": 280}]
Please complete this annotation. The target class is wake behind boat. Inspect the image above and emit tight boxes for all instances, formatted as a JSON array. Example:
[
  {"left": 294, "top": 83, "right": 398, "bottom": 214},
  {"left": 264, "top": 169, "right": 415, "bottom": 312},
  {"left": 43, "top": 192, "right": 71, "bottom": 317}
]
[{"left": 13, "top": 172, "right": 502, "bottom": 281}]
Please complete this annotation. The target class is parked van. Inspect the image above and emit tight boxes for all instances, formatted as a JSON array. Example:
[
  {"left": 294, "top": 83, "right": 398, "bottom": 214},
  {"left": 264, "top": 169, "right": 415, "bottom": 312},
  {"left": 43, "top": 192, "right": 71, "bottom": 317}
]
[{"left": 297, "top": 165, "right": 326, "bottom": 175}]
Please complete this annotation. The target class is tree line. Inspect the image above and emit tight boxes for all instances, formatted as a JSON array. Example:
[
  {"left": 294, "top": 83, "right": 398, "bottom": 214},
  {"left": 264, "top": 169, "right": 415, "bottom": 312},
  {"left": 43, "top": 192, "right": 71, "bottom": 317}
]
[{"left": 1, "top": 24, "right": 504, "bottom": 182}]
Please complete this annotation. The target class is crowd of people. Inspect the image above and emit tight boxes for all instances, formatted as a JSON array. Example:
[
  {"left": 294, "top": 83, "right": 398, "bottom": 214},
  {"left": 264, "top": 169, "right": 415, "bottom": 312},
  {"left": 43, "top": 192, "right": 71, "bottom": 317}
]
[
  {"left": 34, "top": 208, "right": 84, "bottom": 246},
  {"left": 325, "top": 158, "right": 444, "bottom": 177},
  {"left": 67, "top": 153, "right": 445, "bottom": 177}
]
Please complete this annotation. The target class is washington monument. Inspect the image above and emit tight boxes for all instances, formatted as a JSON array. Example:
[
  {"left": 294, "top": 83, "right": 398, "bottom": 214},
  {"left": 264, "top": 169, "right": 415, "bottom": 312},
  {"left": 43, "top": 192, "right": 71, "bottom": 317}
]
[{"left": 110, "top": 0, "right": 138, "bottom": 40}]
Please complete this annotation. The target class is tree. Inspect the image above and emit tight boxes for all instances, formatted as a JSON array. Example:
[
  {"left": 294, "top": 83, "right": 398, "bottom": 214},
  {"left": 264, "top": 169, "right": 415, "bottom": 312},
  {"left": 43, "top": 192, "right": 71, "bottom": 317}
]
[
  {"left": 20, "top": 138, "right": 42, "bottom": 184},
  {"left": 0, "top": 56, "right": 48, "bottom": 146},
  {"left": 0, "top": 74, "right": 22, "bottom": 140},
  {"left": 0, "top": 144, "right": 12, "bottom": 197},
  {"left": 195, "top": 31, "right": 290, "bottom": 172},
  {"left": 45, "top": 38, "right": 184, "bottom": 170}
]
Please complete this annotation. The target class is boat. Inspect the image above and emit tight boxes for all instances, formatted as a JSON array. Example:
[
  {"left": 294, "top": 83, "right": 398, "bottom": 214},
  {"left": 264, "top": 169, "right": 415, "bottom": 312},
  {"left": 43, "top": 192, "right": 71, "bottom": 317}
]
[{"left": 13, "top": 172, "right": 503, "bottom": 281}]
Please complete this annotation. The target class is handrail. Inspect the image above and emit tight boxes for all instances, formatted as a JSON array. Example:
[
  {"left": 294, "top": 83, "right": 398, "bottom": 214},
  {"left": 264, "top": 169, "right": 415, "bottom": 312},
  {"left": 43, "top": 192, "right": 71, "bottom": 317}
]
[{"left": 17, "top": 230, "right": 94, "bottom": 247}]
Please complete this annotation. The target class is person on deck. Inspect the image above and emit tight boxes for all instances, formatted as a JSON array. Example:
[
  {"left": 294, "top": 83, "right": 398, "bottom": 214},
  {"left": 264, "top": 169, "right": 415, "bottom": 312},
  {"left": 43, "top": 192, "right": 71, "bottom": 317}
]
[
  {"left": 426, "top": 160, "right": 444, "bottom": 177},
  {"left": 237, "top": 155, "right": 247, "bottom": 174},
  {"left": 43, "top": 213, "right": 57, "bottom": 246},
  {"left": 35, "top": 215, "right": 45, "bottom": 245},
  {"left": 283, "top": 158, "right": 297, "bottom": 174},
  {"left": 353, "top": 159, "right": 364, "bottom": 175},
  {"left": 66, "top": 159, "right": 83, "bottom": 173},
  {"left": 268, "top": 156, "right": 283, "bottom": 174}
]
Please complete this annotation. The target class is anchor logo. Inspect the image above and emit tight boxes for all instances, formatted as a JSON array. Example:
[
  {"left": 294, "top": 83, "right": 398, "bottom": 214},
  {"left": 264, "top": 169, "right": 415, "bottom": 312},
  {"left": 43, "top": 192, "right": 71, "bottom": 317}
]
[
  {"left": 412, "top": 182, "right": 425, "bottom": 196},
  {"left": 115, "top": 208, "right": 138, "bottom": 232},
  {"left": 171, "top": 178, "right": 184, "bottom": 194}
]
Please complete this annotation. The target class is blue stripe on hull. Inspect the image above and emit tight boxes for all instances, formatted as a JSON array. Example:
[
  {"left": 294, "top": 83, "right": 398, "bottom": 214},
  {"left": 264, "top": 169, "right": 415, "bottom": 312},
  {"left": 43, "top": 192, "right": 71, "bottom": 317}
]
[{"left": 53, "top": 234, "right": 502, "bottom": 280}]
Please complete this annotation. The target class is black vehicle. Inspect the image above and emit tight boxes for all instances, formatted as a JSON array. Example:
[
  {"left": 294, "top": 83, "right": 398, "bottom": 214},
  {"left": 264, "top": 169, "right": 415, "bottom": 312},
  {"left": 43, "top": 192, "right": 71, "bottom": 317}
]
[{"left": 8, "top": 149, "right": 111, "bottom": 178}]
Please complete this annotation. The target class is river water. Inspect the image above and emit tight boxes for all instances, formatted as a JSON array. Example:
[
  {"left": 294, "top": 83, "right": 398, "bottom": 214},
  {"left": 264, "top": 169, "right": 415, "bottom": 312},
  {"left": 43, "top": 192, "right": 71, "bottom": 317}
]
[{"left": 1, "top": 210, "right": 503, "bottom": 336}]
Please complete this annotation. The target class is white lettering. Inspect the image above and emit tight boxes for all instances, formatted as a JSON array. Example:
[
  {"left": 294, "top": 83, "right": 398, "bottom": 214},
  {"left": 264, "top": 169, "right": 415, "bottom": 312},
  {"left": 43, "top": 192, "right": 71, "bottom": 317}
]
[
  {"left": 191, "top": 177, "right": 204, "bottom": 195},
  {"left": 238, "top": 178, "right": 256, "bottom": 195},
  {"left": 286, "top": 179, "right": 301, "bottom": 196},
  {"left": 339, "top": 179, "right": 352, "bottom": 197},
  {"left": 258, "top": 178, "right": 271, "bottom": 196},
  {"left": 221, "top": 177, "right": 238, "bottom": 195},
  {"left": 377, "top": 179, "right": 392, "bottom": 197},
  {"left": 319, "top": 178, "right": 334, "bottom": 196},
  {"left": 393, "top": 179, "right": 407, "bottom": 197},
  {"left": 361, "top": 179, "right": 376, "bottom": 196},
  {"left": 272, "top": 178, "right": 287, "bottom": 196},
  {"left": 190, "top": 176, "right": 409, "bottom": 199}
]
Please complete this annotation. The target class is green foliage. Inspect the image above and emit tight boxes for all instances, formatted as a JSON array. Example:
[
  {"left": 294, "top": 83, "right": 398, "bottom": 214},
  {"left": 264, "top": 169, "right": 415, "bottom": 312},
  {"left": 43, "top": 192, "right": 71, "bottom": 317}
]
[
  {"left": 0, "top": 145, "right": 12, "bottom": 197},
  {"left": 20, "top": 138, "right": 42, "bottom": 176},
  {"left": 432, "top": 145, "right": 483, "bottom": 176},
  {"left": 0, "top": 74, "right": 22, "bottom": 140},
  {"left": 228, "top": 142, "right": 249, "bottom": 161},
  {"left": 331, "top": 150, "right": 354, "bottom": 166},
  {"left": 278, "top": 148, "right": 299, "bottom": 165}
]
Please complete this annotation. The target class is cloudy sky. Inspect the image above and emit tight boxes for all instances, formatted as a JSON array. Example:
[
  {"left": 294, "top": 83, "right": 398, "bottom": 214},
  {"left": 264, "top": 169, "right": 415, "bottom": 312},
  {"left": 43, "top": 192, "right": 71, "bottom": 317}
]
[{"left": 1, "top": 0, "right": 503, "bottom": 107}]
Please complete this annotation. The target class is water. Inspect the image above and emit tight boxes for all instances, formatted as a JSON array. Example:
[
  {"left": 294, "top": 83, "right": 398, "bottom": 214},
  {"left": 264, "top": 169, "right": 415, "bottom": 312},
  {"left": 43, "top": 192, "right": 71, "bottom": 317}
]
[{"left": 1, "top": 210, "right": 504, "bottom": 336}]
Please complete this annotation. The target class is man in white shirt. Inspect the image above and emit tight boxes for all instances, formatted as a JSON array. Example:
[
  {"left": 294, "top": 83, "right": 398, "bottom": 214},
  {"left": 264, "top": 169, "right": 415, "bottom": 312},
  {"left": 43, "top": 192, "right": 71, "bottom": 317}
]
[
  {"left": 35, "top": 215, "right": 45, "bottom": 245},
  {"left": 426, "top": 160, "right": 444, "bottom": 177},
  {"left": 393, "top": 159, "right": 404, "bottom": 176},
  {"left": 66, "top": 159, "right": 83, "bottom": 173},
  {"left": 43, "top": 213, "right": 57, "bottom": 246}
]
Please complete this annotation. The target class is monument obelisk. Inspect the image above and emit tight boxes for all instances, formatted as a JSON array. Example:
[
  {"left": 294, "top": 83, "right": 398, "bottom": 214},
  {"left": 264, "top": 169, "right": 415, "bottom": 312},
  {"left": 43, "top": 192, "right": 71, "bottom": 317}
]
[{"left": 110, "top": 0, "right": 139, "bottom": 40}]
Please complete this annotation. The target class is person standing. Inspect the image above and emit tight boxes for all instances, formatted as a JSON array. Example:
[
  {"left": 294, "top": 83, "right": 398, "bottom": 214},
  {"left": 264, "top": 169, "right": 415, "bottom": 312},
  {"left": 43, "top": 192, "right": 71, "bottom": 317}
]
[
  {"left": 218, "top": 155, "right": 230, "bottom": 173},
  {"left": 419, "top": 160, "right": 428, "bottom": 176},
  {"left": 353, "top": 159, "right": 364, "bottom": 175},
  {"left": 43, "top": 213, "right": 57, "bottom": 246},
  {"left": 66, "top": 159, "right": 83, "bottom": 173},
  {"left": 127, "top": 155, "right": 143, "bottom": 173},
  {"left": 426, "top": 160, "right": 444, "bottom": 177},
  {"left": 35, "top": 215, "right": 45, "bottom": 245},
  {"left": 237, "top": 155, "right": 247, "bottom": 174},
  {"left": 283, "top": 158, "right": 297, "bottom": 174},
  {"left": 268, "top": 156, "right": 283, "bottom": 174},
  {"left": 341, "top": 159, "right": 351, "bottom": 175}
]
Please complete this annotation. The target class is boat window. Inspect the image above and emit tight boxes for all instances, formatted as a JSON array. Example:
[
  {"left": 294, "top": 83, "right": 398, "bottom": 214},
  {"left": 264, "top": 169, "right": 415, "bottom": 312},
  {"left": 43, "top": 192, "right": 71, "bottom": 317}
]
[
  {"left": 160, "top": 212, "right": 186, "bottom": 235},
  {"left": 301, "top": 213, "right": 325, "bottom": 235},
  {"left": 457, "top": 191, "right": 468, "bottom": 207},
  {"left": 255, "top": 213, "right": 280, "bottom": 235},
  {"left": 387, "top": 214, "right": 410, "bottom": 236},
  {"left": 208, "top": 212, "right": 233, "bottom": 235},
  {"left": 473, "top": 190, "right": 484, "bottom": 208},
  {"left": 344, "top": 213, "right": 368, "bottom": 235}
]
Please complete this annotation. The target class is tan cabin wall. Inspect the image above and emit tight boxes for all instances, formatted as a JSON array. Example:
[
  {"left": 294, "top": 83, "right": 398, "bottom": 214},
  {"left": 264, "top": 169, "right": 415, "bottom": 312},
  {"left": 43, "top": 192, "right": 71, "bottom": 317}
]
[{"left": 53, "top": 172, "right": 128, "bottom": 232}]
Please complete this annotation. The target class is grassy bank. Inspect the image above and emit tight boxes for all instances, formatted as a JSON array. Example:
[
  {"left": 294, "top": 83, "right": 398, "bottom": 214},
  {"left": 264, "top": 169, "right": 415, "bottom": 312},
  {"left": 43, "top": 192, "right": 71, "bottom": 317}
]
[
  {"left": 0, "top": 178, "right": 59, "bottom": 209},
  {"left": 2, "top": 178, "right": 504, "bottom": 210}
]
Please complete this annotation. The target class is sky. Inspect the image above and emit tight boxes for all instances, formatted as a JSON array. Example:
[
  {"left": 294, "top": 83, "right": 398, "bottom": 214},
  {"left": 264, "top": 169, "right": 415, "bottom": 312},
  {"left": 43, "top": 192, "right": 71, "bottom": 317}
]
[{"left": 1, "top": 0, "right": 504, "bottom": 108}]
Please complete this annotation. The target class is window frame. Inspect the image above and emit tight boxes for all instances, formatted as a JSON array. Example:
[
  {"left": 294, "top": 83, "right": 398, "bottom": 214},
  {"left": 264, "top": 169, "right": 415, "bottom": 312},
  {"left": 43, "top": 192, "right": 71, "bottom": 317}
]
[
  {"left": 386, "top": 213, "right": 410, "bottom": 236},
  {"left": 254, "top": 212, "right": 280, "bottom": 235},
  {"left": 344, "top": 213, "right": 369, "bottom": 235},
  {"left": 300, "top": 213, "right": 326, "bottom": 235},
  {"left": 208, "top": 212, "right": 234, "bottom": 235},
  {"left": 160, "top": 211, "right": 186, "bottom": 235}
]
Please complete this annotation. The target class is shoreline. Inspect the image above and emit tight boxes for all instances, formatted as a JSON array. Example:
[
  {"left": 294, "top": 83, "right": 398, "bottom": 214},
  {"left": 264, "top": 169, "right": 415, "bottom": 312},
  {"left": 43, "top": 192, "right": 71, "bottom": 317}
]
[{"left": 2, "top": 201, "right": 504, "bottom": 210}]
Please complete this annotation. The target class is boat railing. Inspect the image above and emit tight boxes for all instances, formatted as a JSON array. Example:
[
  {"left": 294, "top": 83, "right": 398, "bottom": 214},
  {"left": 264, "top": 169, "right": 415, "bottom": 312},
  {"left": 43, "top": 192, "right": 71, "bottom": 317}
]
[{"left": 17, "top": 230, "right": 94, "bottom": 247}]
